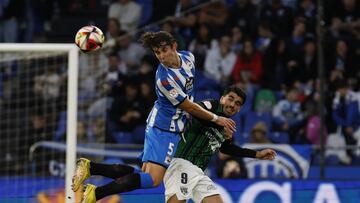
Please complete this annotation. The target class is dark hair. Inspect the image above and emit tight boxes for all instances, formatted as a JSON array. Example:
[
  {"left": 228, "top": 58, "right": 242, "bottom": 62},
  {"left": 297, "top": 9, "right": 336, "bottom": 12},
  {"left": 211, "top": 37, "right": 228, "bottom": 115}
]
[
  {"left": 222, "top": 86, "right": 247, "bottom": 105},
  {"left": 140, "top": 31, "right": 176, "bottom": 49}
]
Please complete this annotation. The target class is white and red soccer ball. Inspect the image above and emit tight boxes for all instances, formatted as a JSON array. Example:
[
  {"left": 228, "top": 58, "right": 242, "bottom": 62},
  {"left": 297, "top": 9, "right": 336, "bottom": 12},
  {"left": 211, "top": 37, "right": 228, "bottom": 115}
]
[{"left": 75, "top": 25, "right": 105, "bottom": 52}]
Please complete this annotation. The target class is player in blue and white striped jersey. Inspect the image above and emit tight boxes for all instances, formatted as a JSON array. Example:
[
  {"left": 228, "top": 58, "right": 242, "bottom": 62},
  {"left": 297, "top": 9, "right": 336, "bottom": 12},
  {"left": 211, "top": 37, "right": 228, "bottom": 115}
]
[
  {"left": 147, "top": 50, "right": 195, "bottom": 133},
  {"left": 74, "top": 31, "right": 236, "bottom": 203}
]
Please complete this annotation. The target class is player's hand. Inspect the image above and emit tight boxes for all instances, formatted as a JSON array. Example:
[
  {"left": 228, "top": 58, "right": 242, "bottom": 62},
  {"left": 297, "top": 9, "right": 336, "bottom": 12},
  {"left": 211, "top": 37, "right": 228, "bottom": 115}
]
[
  {"left": 223, "top": 126, "right": 233, "bottom": 139},
  {"left": 256, "top": 149, "right": 277, "bottom": 160},
  {"left": 216, "top": 116, "right": 236, "bottom": 134}
]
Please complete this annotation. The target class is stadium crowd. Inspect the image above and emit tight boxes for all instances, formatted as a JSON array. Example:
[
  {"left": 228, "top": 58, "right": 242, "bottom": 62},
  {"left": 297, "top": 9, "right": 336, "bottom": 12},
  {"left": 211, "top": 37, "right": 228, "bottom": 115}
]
[{"left": 1, "top": 0, "right": 360, "bottom": 176}]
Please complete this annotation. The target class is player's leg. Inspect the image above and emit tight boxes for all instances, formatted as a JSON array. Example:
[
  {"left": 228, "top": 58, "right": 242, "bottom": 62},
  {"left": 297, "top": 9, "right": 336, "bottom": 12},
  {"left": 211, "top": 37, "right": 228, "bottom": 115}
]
[
  {"left": 167, "top": 195, "right": 186, "bottom": 203},
  {"left": 201, "top": 194, "right": 224, "bottom": 203},
  {"left": 193, "top": 176, "right": 222, "bottom": 203},
  {"left": 72, "top": 158, "right": 135, "bottom": 192},
  {"left": 142, "top": 162, "right": 166, "bottom": 186},
  {"left": 164, "top": 158, "right": 201, "bottom": 203},
  {"left": 82, "top": 127, "right": 179, "bottom": 201}
]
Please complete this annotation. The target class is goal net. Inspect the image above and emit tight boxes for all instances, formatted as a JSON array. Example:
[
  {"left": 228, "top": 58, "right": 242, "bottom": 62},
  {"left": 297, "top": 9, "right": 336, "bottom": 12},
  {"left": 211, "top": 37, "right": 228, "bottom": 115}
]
[{"left": 0, "top": 44, "right": 83, "bottom": 202}]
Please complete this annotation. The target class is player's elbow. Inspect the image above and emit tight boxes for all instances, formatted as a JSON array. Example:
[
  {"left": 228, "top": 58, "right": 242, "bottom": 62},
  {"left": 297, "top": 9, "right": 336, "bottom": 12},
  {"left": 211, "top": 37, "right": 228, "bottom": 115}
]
[{"left": 178, "top": 99, "right": 197, "bottom": 114}]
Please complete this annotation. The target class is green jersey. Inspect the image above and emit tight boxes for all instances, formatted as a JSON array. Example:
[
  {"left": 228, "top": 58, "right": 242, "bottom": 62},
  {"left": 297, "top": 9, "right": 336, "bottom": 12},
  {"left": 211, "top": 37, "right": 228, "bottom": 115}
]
[{"left": 175, "top": 100, "right": 228, "bottom": 171}]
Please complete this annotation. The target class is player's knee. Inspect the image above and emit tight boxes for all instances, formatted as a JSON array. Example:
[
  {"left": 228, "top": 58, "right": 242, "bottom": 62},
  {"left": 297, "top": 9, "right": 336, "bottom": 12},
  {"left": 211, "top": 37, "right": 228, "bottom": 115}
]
[{"left": 147, "top": 172, "right": 163, "bottom": 187}]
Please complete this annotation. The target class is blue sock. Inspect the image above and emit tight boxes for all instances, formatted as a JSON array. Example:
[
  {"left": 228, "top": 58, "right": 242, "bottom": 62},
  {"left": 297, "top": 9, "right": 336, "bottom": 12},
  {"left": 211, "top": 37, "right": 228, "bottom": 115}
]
[{"left": 139, "top": 172, "right": 154, "bottom": 188}]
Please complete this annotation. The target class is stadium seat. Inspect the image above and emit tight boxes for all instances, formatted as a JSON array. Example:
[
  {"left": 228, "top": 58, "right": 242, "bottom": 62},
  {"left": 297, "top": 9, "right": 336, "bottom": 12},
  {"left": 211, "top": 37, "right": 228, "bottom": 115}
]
[
  {"left": 326, "top": 155, "right": 340, "bottom": 165},
  {"left": 243, "top": 111, "right": 272, "bottom": 134},
  {"left": 232, "top": 112, "right": 249, "bottom": 144},
  {"left": 111, "top": 131, "right": 134, "bottom": 144},
  {"left": 195, "top": 90, "right": 220, "bottom": 101},
  {"left": 132, "top": 124, "right": 146, "bottom": 144},
  {"left": 193, "top": 70, "right": 221, "bottom": 91},
  {"left": 235, "top": 132, "right": 251, "bottom": 144},
  {"left": 268, "top": 131, "right": 289, "bottom": 144}
]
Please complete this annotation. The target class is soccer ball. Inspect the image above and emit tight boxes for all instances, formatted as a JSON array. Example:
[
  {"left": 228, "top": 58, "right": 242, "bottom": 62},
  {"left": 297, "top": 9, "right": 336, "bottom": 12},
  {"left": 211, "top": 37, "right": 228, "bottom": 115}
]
[{"left": 75, "top": 25, "right": 105, "bottom": 52}]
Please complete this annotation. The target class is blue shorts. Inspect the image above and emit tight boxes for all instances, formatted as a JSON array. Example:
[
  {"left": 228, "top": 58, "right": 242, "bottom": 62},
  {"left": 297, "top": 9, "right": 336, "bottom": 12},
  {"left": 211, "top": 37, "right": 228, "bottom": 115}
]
[{"left": 139, "top": 126, "right": 181, "bottom": 168}]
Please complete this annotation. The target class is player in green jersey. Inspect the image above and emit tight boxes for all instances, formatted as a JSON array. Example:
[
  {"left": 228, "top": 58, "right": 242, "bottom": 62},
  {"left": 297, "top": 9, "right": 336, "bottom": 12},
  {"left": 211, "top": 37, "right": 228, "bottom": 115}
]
[{"left": 164, "top": 86, "right": 276, "bottom": 203}]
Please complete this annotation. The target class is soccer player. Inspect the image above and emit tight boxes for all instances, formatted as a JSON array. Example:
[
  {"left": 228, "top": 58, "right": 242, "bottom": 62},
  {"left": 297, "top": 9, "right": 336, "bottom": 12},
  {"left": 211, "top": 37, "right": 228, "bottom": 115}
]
[
  {"left": 164, "top": 86, "right": 277, "bottom": 203},
  {"left": 72, "top": 31, "right": 236, "bottom": 202}
]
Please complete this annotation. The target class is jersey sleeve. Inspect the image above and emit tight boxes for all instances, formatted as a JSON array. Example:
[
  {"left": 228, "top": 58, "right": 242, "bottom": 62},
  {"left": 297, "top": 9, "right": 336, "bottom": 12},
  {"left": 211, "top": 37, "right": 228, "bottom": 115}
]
[
  {"left": 156, "top": 77, "right": 187, "bottom": 106},
  {"left": 179, "top": 51, "right": 195, "bottom": 64}
]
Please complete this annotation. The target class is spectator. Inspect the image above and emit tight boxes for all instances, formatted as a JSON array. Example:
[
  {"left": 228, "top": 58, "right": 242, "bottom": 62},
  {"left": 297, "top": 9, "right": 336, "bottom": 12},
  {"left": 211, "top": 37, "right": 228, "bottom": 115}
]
[
  {"left": 140, "top": 80, "right": 156, "bottom": 116},
  {"left": 231, "top": 39, "right": 263, "bottom": 85},
  {"left": 0, "top": 0, "right": 24, "bottom": 42},
  {"left": 204, "top": 35, "right": 237, "bottom": 86},
  {"left": 334, "top": 0, "right": 360, "bottom": 25},
  {"left": 250, "top": 121, "right": 272, "bottom": 143},
  {"left": 332, "top": 79, "right": 359, "bottom": 156},
  {"left": 295, "top": 0, "right": 317, "bottom": 34},
  {"left": 114, "top": 32, "right": 146, "bottom": 74},
  {"left": 197, "top": 0, "right": 228, "bottom": 38},
  {"left": 230, "top": 25, "right": 244, "bottom": 54},
  {"left": 165, "top": 0, "right": 197, "bottom": 44},
  {"left": 188, "top": 23, "right": 214, "bottom": 70},
  {"left": 137, "top": 55, "right": 156, "bottom": 82},
  {"left": 299, "top": 39, "right": 317, "bottom": 83},
  {"left": 228, "top": 0, "right": 258, "bottom": 37},
  {"left": 33, "top": 65, "right": 62, "bottom": 101},
  {"left": 108, "top": 0, "right": 141, "bottom": 34},
  {"left": 280, "top": 20, "right": 308, "bottom": 88},
  {"left": 215, "top": 152, "right": 248, "bottom": 179},
  {"left": 328, "top": 39, "right": 356, "bottom": 80},
  {"left": 103, "top": 18, "right": 123, "bottom": 49},
  {"left": 260, "top": 0, "right": 294, "bottom": 37},
  {"left": 107, "top": 79, "right": 146, "bottom": 141},
  {"left": 305, "top": 100, "right": 327, "bottom": 145},
  {"left": 255, "top": 21, "right": 274, "bottom": 53},
  {"left": 160, "top": 21, "right": 186, "bottom": 50},
  {"left": 262, "top": 38, "right": 287, "bottom": 89},
  {"left": 273, "top": 86, "right": 305, "bottom": 143}
]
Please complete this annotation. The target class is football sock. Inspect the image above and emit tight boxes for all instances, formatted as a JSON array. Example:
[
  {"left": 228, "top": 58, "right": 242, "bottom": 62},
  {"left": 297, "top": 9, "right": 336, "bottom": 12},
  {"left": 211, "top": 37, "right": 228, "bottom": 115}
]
[
  {"left": 95, "top": 172, "right": 154, "bottom": 200},
  {"left": 89, "top": 162, "right": 134, "bottom": 179},
  {"left": 139, "top": 172, "right": 154, "bottom": 188}
]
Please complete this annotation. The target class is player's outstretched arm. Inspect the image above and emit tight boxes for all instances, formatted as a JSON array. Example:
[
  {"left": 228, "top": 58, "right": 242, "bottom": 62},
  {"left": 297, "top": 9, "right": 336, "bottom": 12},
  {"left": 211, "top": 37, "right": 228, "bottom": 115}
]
[
  {"left": 178, "top": 98, "right": 236, "bottom": 132},
  {"left": 220, "top": 142, "right": 277, "bottom": 161},
  {"left": 255, "top": 149, "right": 277, "bottom": 160}
]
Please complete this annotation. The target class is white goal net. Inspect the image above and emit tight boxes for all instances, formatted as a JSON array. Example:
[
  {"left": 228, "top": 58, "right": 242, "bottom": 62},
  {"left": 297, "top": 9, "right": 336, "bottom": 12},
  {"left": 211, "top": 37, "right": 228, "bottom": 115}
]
[{"left": 0, "top": 44, "right": 81, "bottom": 202}]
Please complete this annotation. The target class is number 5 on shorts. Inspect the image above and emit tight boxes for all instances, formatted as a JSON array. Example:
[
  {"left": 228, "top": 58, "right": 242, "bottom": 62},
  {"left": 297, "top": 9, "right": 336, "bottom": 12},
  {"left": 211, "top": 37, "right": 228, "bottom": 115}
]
[{"left": 164, "top": 142, "right": 175, "bottom": 164}]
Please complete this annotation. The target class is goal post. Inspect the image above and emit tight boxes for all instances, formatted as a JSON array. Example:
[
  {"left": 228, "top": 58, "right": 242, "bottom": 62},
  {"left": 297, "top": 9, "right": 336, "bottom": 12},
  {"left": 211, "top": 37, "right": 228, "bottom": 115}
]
[{"left": 0, "top": 43, "right": 78, "bottom": 203}]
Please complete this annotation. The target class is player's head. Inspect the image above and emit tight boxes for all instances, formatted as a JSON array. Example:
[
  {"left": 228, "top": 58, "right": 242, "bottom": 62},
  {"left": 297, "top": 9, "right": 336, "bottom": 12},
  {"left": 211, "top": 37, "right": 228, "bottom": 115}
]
[
  {"left": 140, "top": 31, "right": 178, "bottom": 67},
  {"left": 220, "top": 86, "right": 246, "bottom": 117}
]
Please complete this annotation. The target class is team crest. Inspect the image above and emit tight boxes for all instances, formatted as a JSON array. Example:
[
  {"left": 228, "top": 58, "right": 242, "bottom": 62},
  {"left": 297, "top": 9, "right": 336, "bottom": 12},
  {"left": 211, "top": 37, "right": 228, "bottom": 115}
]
[
  {"left": 185, "top": 77, "right": 194, "bottom": 91},
  {"left": 169, "top": 89, "right": 179, "bottom": 98},
  {"left": 180, "top": 186, "right": 188, "bottom": 196}
]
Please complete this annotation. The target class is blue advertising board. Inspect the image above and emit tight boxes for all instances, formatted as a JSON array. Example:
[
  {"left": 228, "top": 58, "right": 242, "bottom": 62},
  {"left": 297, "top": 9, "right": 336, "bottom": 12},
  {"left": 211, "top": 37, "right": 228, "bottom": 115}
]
[{"left": 1, "top": 178, "right": 360, "bottom": 203}]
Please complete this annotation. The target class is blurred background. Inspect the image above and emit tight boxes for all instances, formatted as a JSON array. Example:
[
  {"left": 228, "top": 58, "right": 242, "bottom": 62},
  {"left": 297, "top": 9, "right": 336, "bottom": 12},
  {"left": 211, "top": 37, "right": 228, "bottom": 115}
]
[{"left": 1, "top": 0, "right": 360, "bottom": 202}]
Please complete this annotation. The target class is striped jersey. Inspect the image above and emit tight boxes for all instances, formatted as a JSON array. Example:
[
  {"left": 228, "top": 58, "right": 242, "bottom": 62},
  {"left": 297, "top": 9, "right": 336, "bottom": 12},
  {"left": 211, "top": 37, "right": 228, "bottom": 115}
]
[
  {"left": 175, "top": 100, "right": 228, "bottom": 171},
  {"left": 146, "top": 51, "right": 195, "bottom": 132}
]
